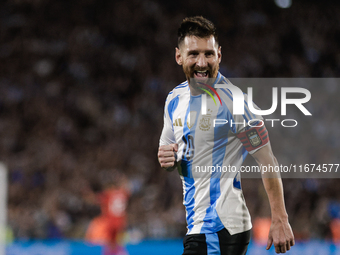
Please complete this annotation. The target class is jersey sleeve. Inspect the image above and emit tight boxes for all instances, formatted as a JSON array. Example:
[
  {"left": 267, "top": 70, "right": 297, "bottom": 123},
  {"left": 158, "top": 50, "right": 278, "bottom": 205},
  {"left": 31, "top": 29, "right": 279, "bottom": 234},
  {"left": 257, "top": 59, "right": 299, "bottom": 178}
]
[
  {"left": 236, "top": 123, "right": 270, "bottom": 154},
  {"left": 159, "top": 94, "right": 176, "bottom": 146},
  {"left": 232, "top": 93, "right": 263, "bottom": 134},
  {"left": 233, "top": 93, "right": 269, "bottom": 154}
]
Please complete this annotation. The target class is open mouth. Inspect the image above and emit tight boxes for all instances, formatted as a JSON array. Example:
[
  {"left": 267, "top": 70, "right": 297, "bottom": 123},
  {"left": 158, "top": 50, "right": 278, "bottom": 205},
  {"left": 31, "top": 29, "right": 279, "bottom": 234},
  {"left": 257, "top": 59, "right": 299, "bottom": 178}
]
[{"left": 194, "top": 70, "right": 209, "bottom": 78}]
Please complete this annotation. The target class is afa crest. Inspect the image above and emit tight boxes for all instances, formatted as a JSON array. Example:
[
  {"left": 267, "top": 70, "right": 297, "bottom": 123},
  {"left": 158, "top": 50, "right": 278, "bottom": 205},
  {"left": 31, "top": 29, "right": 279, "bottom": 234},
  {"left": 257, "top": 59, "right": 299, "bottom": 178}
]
[
  {"left": 246, "top": 129, "right": 262, "bottom": 147},
  {"left": 199, "top": 109, "right": 212, "bottom": 131}
]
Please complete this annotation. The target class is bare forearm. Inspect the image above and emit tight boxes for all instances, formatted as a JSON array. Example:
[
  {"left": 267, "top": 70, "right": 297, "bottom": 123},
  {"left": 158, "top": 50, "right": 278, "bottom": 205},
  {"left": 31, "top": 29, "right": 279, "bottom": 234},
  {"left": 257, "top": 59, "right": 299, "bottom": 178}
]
[
  {"left": 252, "top": 145, "right": 288, "bottom": 218},
  {"left": 262, "top": 177, "right": 288, "bottom": 220},
  {"left": 251, "top": 142, "right": 294, "bottom": 253}
]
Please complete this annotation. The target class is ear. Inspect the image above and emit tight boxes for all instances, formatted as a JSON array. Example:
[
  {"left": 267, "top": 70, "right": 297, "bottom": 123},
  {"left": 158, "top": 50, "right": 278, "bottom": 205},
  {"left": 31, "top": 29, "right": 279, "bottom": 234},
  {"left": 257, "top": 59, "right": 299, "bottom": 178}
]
[
  {"left": 175, "top": 47, "right": 182, "bottom": 65},
  {"left": 217, "top": 46, "right": 222, "bottom": 63}
]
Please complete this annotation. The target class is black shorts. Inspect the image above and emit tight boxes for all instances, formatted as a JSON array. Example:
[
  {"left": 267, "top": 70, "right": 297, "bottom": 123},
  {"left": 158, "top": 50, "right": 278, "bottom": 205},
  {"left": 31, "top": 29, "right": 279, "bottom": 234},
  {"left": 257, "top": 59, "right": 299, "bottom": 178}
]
[{"left": 182, "top": 228, "right": 251, "bottom": 255}]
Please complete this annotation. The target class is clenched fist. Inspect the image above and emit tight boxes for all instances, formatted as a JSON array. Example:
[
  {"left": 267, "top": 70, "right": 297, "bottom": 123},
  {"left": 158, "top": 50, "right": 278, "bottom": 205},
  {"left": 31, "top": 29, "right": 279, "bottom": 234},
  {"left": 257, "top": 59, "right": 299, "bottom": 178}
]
[{"left": 158, "top": 144, "right": 178, "bottom": 171}]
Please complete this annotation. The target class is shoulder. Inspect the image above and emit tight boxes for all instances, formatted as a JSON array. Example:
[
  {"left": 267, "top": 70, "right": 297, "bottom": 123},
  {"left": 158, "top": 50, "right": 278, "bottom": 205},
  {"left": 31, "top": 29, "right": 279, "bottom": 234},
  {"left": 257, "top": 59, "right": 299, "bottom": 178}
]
[
  {"left": 215, "top": 77, "right": 238, "bottom": 109},
  {"left": 164, "top": 80, "right": 189, "bottom": 105},
  {"left": 216, "top": 76, "right": 254, "bottom": 108}
]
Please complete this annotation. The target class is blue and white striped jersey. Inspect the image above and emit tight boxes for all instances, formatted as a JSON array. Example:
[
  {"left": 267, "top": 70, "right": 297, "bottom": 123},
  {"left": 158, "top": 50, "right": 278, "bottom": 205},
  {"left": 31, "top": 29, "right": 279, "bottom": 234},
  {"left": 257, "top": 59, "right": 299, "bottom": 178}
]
[{"left": 159, "top": 72, "right": 265, "bottom": 235}]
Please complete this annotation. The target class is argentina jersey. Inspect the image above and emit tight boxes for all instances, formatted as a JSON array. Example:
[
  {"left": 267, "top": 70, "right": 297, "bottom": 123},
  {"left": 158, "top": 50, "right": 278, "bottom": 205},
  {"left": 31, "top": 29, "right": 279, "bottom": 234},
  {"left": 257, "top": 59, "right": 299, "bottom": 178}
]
[{"left": 159, "top": 72, "right": 264, "bottom": 235}]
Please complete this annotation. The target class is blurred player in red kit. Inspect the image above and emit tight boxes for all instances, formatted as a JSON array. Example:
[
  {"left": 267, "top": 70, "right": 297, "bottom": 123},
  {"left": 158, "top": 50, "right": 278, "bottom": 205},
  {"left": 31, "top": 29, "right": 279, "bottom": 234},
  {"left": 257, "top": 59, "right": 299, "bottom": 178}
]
[{"left": 85, "top": 171, "right": 130, "bottom": 255}]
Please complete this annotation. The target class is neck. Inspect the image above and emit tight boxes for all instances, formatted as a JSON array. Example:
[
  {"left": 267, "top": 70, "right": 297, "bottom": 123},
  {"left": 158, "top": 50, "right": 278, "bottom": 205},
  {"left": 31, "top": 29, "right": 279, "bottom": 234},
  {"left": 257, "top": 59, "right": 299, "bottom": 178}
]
[
  {"left": 187, "top": 74, "right": 219, "bottom": 96},
  {"left": 189, "top": 84, "right": 204, "bottom": 96}
]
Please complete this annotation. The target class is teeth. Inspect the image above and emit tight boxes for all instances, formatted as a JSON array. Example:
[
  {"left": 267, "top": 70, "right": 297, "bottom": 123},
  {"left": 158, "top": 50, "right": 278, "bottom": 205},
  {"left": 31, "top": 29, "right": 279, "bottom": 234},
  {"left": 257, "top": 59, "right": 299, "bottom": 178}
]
[{"left": 196, "top": 70, "right": 207, "bottom": 73}]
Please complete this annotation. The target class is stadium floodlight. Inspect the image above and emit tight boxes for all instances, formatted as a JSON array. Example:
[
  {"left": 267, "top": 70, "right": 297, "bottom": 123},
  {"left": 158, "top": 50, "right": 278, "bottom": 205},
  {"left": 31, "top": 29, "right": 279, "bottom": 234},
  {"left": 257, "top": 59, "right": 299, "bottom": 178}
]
[{"left": 274, "top": 0, "right": 292, "bottom": 8}]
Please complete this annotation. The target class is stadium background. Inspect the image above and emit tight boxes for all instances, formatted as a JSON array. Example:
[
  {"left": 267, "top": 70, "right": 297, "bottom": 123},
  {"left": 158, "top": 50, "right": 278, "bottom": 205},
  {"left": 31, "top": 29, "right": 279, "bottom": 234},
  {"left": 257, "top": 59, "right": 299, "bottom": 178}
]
[{"left": 0, "top": 0, "right": 340, "bottom": 254}]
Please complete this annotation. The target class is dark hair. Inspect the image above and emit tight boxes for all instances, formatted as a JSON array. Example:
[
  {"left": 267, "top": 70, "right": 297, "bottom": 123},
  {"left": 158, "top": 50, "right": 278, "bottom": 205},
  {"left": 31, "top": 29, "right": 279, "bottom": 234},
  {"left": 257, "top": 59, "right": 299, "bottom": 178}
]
[{"left": 177, "top": 16, "right": 218, "bottom": 46}]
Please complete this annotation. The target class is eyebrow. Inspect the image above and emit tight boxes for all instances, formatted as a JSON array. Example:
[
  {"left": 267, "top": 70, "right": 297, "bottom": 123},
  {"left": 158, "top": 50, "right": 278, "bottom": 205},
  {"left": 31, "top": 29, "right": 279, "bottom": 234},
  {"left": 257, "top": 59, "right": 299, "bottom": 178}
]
[
  {"left": 187, "top": 50, "right": 198, "bottom": 55},
  {"left": 187, "top": 50, "right": 215, "bottom": 55}
]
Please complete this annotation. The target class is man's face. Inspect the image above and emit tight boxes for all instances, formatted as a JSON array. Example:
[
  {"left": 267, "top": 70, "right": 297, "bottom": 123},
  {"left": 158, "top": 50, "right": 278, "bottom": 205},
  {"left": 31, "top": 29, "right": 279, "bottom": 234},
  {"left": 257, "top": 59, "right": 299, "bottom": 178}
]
[{"left": 176, "top": 35, "right": 221, "bottom": 84}]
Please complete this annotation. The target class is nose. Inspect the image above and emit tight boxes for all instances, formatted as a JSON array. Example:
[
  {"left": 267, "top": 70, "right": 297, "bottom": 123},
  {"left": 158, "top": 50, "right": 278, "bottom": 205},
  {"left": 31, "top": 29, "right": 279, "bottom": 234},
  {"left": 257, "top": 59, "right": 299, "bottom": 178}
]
[{"left": 196, "top": 53, "right": 207, "bottom": 68}]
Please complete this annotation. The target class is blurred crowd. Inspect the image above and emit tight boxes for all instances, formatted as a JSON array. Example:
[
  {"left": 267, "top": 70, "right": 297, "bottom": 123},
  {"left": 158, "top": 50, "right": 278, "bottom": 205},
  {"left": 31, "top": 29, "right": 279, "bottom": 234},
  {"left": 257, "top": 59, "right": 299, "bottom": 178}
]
[{"left": 0, "top": 0, "right": 340, "bottom": 242}]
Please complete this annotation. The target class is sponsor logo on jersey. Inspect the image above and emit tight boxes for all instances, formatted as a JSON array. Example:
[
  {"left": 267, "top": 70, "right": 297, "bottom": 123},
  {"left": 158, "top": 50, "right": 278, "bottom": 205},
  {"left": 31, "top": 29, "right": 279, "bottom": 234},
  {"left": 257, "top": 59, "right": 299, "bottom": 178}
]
[{"left": 173, "top": 118, "right": 183, "bottom": 127}]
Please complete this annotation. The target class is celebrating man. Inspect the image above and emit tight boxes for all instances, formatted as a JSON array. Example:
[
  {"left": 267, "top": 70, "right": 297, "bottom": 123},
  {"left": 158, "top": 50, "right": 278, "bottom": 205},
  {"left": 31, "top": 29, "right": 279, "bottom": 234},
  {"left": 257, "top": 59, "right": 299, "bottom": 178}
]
[{"left": 158, "top": 16, "right": 294, "bottom": 255}]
